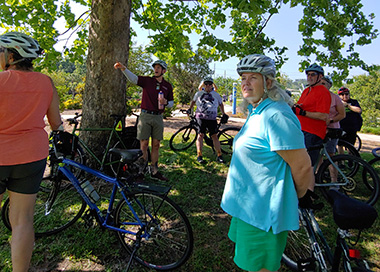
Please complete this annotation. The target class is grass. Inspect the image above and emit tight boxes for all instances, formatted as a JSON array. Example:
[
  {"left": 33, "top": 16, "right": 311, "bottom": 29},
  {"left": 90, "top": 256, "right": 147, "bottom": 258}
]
[{"left": 0, "top": 132, "right": 380, "bottom": 271}]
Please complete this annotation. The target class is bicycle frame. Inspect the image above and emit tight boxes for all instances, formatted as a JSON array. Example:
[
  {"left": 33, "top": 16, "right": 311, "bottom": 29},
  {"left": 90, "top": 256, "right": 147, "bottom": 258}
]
[
  {"left": 314, "top": 144, "right": 352, "bottom": 188},
  {"left": 298, "top": 208, "right": 372, "bottom": 272},
  {"left": 58, "top": 157, "right": 161, "bottom": 238}
]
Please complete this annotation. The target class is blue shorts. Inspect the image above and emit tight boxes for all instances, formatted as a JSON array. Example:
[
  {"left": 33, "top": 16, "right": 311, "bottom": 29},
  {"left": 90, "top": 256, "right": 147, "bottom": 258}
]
[{"left": 0, "top": 159, "right": 46, "bottom": 194}]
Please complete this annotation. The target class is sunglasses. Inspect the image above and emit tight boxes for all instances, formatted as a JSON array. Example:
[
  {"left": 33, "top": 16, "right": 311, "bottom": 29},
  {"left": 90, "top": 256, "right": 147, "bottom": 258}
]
[
  {"left": 339, "top": 93, "right": 349, "bottom": 96},
  {"left": 307, "top": 72, "right": 318, "bottom": 77},
  {"left": 204, "top": 82, "right": 213, "bottom": 86}
]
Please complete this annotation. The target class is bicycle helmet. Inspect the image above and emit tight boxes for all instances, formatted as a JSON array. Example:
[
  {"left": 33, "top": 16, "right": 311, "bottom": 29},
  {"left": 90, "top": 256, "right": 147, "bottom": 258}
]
[
  {"left": 236, "top": 54, "right": 276, "bottom": 77},
  {"left": 203, "top": 76, "right": 213, "bottom": 84},
  {"left": 323, "top": 75, "right": 333, "bottom": 86},
  {"left": 0, "top": 31, "right": 42, "bottom": 59},
  {"left": 305, "top": 63, "right": 324, "bottom": 75},
  {"left": 338, "top": 87, "right": 350, "bottom": 95},
  {"left": 152, "top": 60, "right": 167, "bottom": 70}
]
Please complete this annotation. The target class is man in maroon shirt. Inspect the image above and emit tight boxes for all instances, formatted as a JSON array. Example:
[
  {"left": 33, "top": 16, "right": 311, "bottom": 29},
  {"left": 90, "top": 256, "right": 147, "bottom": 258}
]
[{"left": 114, "top": 60, "right": 174, "bottom": 181}]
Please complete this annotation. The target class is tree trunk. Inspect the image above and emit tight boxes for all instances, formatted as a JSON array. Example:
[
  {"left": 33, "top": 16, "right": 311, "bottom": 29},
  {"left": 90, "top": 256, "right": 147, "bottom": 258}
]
[{"left": 82, "top": 0, "right": 131, "bottom": 165}]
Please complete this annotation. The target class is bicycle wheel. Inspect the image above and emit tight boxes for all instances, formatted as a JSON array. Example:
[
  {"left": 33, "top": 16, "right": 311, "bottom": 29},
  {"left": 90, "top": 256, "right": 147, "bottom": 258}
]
[
  {"left": 337, "top": 139, "right": 360, "bottom": 157},
  {"left": 282, "top": 209, "right": 333, "bottom": 271},
  {"left": 2, "top": 177, "right": 87, "bottom": 237},
  {"left": 369, "top": 157, "right": 380, "bottom": 177},
  {"left": 218, "top": 127, "right": 240, "bottom": 154},
  {"left": 114, "top": 192, "right": 193, "bottom": 270},
  {"left": 169, "top": 125, "right": 198, "bottom": 151},
  {"left": 316, "top": 154, "right": 380, "bottom": 206},
  {"left": 355, "top": 135, "right": 362, "bottom": 152}
]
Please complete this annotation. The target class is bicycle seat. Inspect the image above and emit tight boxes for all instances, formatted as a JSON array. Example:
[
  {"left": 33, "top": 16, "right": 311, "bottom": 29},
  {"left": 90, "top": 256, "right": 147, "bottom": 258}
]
[
  {"left": 109, "top": 148, "right": 143, "bottom": 163},
  {"left": 324, "top": 128, "right": 344, "bottom": 142},
  {"left": 327, "top": 190, "right": 378, "bottom": 230}
]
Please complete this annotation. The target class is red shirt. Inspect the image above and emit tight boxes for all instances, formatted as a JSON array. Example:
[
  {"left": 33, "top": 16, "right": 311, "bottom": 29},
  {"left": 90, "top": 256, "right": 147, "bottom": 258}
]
[
  {"left": 297, "top": 85, "right": 331, "bottom": 139},
  {"left": 137, "top": 76, "right": 173, "bottom": 112}
]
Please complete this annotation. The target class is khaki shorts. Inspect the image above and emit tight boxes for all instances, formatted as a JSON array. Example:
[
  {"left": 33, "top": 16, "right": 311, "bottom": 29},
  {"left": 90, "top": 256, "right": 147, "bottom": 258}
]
[
  {"left": 0, "top": 159, "right": 46, "bottom": 194},
  {"left": 137, "top": 111, "right": 164, "bottom": 141}
]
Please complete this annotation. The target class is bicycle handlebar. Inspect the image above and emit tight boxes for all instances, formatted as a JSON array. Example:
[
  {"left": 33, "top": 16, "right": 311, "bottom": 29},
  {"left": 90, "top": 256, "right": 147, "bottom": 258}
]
[{"left": 372, "top": 147, "right": 380, "bottom": 158}]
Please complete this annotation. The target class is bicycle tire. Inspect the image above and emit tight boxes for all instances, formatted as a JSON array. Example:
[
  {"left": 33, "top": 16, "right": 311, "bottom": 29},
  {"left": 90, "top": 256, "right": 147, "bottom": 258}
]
[
  {"left": 218, "top": 127, "right": 240, "bottom": 154},
  {"left": 368, "top": 157, "right": 380, "bottom": 177},
  {"left": 337, "top": 139, "right": 361, "bottom": 157},
  {"left": 169, "top": 125, "right": 198, "bottom": 151},
  {"left": 355, "top": 135, "right": 362, "bottom": 152},
  {"left": 316, "top": 154, "right": 380, "bottom": 206},
  {"left": 2, "top": 177, "right": 87, "bottom": 237},
  {"left": 114, "top": 192, "right": 193, "bottom": 270},
  {"left": 282, "top": 209, "right": 333, "bottom": 271}
]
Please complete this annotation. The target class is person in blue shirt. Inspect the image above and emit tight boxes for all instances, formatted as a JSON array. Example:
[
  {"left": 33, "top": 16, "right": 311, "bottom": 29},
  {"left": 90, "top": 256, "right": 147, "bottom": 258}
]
[{"left": 221, "top": 54, "right": 315, "bottom": 272}]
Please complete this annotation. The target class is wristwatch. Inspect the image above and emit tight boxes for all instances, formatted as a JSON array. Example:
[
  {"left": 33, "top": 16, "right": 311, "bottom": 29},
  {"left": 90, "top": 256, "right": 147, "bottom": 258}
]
[{"left": 330, "top": 119, "right": 334, "bottom": 124}]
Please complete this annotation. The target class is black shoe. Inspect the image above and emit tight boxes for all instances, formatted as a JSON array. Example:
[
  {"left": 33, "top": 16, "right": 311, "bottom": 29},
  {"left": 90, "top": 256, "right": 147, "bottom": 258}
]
[
  {"left": 217, "top": 156, "right": 225, "bottom": 163},
  {"left": 151, "top": 171, "right": 169, "bottom": 182},
  {"left": 197, "top": 156, "right": 205, "bottom": 164}
]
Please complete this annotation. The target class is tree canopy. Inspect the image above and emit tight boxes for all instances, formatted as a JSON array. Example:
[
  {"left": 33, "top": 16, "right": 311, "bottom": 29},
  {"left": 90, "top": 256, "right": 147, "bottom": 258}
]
[{"left": 1, "top": 0, "right": 378, "bottom": 84}]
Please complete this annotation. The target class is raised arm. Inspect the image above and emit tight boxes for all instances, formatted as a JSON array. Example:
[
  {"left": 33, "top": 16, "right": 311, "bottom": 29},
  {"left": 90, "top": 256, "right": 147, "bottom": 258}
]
[{"left": 114, "top": 62, "right": 138, "bottom": 85}]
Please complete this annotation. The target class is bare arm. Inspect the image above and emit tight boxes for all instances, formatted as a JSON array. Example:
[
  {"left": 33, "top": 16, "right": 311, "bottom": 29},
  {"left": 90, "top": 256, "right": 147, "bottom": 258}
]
[
  {"left": 305, "top": 111, "right": 329, "bottom": 122},
  {"left": 346, "top": 103, "right": 362, "bottom": 114},
  {"left": 329, "top": 100, "right": 346, "bottom": 124},
  {"left": 276, "top": 148, "right": 315, "bottom": 198},
  {"left": 219, "top": 102, "right": 225, "bottom": 115},
  {"left": 46, "top": 80, "right": 62, "bottom": 130}
]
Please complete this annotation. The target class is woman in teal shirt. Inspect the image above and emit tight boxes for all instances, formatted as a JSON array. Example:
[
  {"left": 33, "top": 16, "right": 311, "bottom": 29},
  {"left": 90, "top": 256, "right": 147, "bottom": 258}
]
[{"left": 221, "top": 54, "right": 315, "bottom": 272}]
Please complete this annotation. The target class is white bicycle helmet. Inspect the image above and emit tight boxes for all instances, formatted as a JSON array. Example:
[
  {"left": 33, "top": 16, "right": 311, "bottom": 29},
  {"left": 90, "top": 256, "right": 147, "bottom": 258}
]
[
  {"left": 203, "top": 76, "right": 213, "bottom": 84},
  {"left": 0, "top": 32, "right": 42, "bottom": 59},
  {"left": 236, "top": 54, "right": 276, "bottom": 77},
  {"left": 152, "top": 60, "right": 168, "bottom": 70},
  {"left": 323, "top": 75, "right": 333, "bottom": 86}
]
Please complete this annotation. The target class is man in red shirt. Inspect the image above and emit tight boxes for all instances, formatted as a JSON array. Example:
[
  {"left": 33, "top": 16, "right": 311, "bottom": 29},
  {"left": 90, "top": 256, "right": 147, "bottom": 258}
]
[
  {"left": 114, "top": 60, "right": 174, "bottom": 181},
  {"left": 293, "top": 64, "right": 331, "bottom": 166}
]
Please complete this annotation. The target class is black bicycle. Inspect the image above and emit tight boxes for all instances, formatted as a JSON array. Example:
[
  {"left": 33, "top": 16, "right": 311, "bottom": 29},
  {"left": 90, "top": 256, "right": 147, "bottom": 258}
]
[
  {"left": 169, "top": 110, "right": 240, "bottom": 154},
  {"left": 282, "top": 190, "right": 378, "bottom": 271}
]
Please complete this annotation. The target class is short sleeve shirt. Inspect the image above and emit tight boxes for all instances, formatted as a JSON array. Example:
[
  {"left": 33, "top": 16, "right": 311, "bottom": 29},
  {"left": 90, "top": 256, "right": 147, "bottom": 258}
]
[
  {"left": 328, "top": 92, "right": 343, "bottom": 129},
  {"left": 137, "top": 76, "right": 173, "bottom": 113},
  {"left": 221, "top": 98, "right": 305, "bottom": 234},
  {"left": 297, "top": 85, "right": 331, "bottom": 139},
  {"left": 192, "top": 90, "right": 223, "bottom": 120},
  {"left": 339, "top": 99, "right": 362, "bottom": 132}
]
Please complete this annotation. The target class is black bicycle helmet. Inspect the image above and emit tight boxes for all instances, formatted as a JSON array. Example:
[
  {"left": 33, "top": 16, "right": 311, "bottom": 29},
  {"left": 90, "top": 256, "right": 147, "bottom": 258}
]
[{"left": 236, "top": 54, "right": 276, "bottom": 77}]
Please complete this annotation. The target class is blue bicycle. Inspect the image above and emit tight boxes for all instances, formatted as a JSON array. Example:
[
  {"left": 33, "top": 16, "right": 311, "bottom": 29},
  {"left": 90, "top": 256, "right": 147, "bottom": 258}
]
[{"left": 2, "top": 131, "right": 193, "bottom": 271}]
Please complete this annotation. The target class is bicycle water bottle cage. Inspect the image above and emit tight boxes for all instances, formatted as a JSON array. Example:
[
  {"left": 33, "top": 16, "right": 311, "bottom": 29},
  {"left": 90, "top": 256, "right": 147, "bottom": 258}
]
[
  {"left": 297, "top": 257, "right": 316, "bottom": 272},
  {"left": 327, "top": 190, "right": 378, "bottom": 230}
]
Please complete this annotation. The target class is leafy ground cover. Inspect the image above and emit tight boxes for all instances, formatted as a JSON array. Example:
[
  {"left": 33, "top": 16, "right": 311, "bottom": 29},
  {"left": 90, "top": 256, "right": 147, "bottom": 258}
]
[{"left": 0, "top": 118, "right": 379, "bottom": 271}]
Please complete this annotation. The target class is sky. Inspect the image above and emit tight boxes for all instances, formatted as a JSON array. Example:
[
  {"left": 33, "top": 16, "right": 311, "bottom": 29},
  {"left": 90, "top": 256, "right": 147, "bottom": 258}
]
[{"left": 55, "top": 0, "right": 380, "bottom": 80}]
